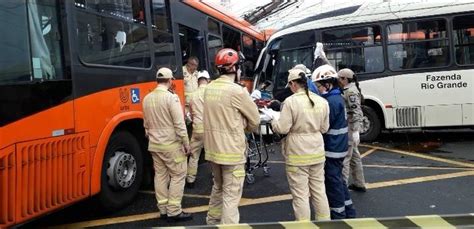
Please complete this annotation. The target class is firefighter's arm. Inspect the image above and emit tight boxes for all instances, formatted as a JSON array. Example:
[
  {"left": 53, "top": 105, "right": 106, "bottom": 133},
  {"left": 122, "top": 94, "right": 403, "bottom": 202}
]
[
  {"left": 321, "top": 102, "right": 330, "bottom": 134},
  {"left": 142, "top": 100, "right": 149, "bottom": 138},
  {"left": 234, "top": 89, "right": 260, "bottom": 132},
  {"left": 346, "top": 91, "right": 359, "bottom": 115},
  {"left": 271, "top": 100, "right": 293, "bottom": 135},
  {"left": 170, "top": 94, "right": 189, "bottom": 145}
]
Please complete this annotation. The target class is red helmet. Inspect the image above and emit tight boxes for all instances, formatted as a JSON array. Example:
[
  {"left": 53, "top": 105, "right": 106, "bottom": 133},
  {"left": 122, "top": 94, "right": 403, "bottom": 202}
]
[{"left": 215, "top": 48, "right": 239, "bottom": 69}]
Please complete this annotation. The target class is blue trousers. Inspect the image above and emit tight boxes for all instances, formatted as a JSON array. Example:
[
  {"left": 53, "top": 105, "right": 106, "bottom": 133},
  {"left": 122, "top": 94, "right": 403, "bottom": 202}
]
[{"left": 325, "top": 157, "right": 356, "bottom": 219}]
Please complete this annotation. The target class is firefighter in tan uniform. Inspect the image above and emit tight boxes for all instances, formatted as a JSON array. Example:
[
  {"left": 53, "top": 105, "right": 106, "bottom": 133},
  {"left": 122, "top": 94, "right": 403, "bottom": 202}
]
[
  {"left": 183, "top": 56, "right": 200, "bottom": 121},
  {"left": 271, "top": 68, "right": 331, "bottom": 221},
  {"left": 338, "top": 68, "right": 367, "bottom": 192},
  {"left": 143, "top": 67, "right": 192, "bottom": 222},
  {"left": 204, "top": 48, "right": 260, "bottom": 225},
  {"left": 186, "top": 70, "right": 211, "bottom": 187}
]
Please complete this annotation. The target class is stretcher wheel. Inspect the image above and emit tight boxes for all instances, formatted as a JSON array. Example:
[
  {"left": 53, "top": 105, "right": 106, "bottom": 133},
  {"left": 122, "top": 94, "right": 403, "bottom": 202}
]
[
  {"left": 263, "top": 166, "right": 270, "bottom": 177},
  {"left": 246, "top": 173, "right": 255, "bottom": 184}
]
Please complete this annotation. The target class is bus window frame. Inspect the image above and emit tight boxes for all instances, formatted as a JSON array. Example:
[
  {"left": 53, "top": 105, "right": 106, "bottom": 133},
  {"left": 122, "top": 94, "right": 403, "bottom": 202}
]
[
  {"left": 451, "top": 13, "right": 474, "bottom": 67},
  {"left": 272, "top": 45, "right": 314, "bottom": 90},
  {"left": 384, "top": 17, "right": 452, "bottom": 72},
  {"left": 321, "top": 24, "right": 385, "bottom": 74},
  {"left": 72, "top": 1, "right": 154, "bottom": 71}
]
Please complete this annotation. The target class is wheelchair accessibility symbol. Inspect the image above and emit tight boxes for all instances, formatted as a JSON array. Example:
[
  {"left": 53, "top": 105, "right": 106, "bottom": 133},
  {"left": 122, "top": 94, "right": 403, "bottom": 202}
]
[{"left": 131, "top": 88, "right": 140, "bottom": 104}]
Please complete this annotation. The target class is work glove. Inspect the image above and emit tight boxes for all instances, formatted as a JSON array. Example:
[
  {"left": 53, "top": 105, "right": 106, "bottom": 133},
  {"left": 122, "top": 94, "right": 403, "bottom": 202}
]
[{"left": 183, "top": 144, "right": 191, "bottom": 156}]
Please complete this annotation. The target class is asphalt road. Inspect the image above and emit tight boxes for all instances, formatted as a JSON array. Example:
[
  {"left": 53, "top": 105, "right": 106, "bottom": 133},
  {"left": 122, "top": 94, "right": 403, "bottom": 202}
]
[{"left": 22, "top": 129, "right": 474, "bottom": 228}]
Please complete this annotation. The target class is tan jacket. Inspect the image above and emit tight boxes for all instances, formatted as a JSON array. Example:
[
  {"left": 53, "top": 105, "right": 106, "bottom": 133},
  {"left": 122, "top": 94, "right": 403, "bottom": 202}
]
[
  {"left": 272, "top": 89, "right": 330, "bottom": 166},
  {"left": 183, "top": 66, "right": 199, "bottom": 104},
  {"left": 203, "top": 75, "right": 260, "bottom": 165},
  {"left": 343, "top": 83, "right": 363, "bottom": 131},
  {"left": 190, "top": 85, "right": 206, "bottom": 134},
  {"left": 143, "top": 85, "right": 189, "bottom": 152}
]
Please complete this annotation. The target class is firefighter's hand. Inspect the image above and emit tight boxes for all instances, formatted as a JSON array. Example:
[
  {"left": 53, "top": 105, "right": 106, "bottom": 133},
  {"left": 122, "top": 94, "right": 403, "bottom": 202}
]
[{"left": 183, "top": 144, "right": 191, "bottom": 156}]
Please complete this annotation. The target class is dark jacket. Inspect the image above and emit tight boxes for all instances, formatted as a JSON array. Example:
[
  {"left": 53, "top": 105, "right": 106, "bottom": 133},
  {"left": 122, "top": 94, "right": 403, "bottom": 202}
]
[{"left": 321, "top": 87, "right": 349, "bottom": 158}]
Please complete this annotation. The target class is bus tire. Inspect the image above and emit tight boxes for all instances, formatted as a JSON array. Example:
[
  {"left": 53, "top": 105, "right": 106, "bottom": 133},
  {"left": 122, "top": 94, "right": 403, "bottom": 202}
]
[
  {"left": 360, "top": 105, "right": 381, "bottom": 142},
  {"left": 97, "top": 131, "right": 143, "bottom": 211}
]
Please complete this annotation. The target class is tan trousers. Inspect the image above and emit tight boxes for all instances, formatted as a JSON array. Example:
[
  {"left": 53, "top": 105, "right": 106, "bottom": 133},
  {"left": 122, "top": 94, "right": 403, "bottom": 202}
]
[
  {"left": 206, "top": 163, "right": 246, "bottom": 225},
  {"left": 286, "top": 163, "right": 331, "bottom": 221},
  {"left": 150, "top": 148, "right": 187, "bottom": 216},
  {"left": 187, "top": 132, "right": 204, "bottom": 183},
  {"left": 342, "top": 130, "right": 366, "bottom": 188}
]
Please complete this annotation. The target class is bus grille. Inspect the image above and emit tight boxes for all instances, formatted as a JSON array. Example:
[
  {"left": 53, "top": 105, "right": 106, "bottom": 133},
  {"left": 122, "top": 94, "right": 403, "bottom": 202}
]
[
  {"left": 396, "top": 107, "right": 421, "bottom": 127},
  {"left": 16, "top": 133, "right": 90, "bottom": 223},
  {"left": 0, "top": 145, "right": 15, "bottom": 227}
]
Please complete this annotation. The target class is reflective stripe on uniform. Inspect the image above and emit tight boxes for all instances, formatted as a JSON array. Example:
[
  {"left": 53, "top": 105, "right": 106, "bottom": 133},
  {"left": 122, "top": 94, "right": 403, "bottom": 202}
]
[
  {"left": 208, "top": 207, "right": 222, "bottom": 216},
  {"left": 232, "top": 169, "right": 246, "bottom": 177},
  {"left": 325, "top": 151, "right": 348, "bottom": 158},
  {"left": 327, "top": 127, "right": 348, "bottom": 135},
  {"left": 286, "top": 165, "right": 298, "bottom": 173},
  {"left": 206, "top": 151, "right": 243, "bottom": 163},
  {"left": 148, "top": 141, "right": 181, "bottom": 152},
  {"left": 345, "top": 199, "right": 353, "bottom": 206},
  {"left": 288, "top": 153, "right": 325, "bottom": 165},
  {"left": 174, "top": 156, "right": 186, "bottom": 163},
  {"left": 168, "top": 198, "right": 181, "bottom": 206},
  {"left": 193, "top": 123, "right": 204, "bottom": 133},
  {"left": 158, "top": 199, "right": 168, "bottom": 204},
  {"left": 331, "top": 206, "right": 345, "bottom": 213},
  {"left": 187, "top": 167, "right": 198, "bottom": 175}
]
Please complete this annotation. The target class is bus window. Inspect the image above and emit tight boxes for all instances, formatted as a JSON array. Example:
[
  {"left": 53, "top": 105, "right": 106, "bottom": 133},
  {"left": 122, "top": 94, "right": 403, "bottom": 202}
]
[
  {"left": 322, "top": 26, "right": 384, "bottom": 73},
  {"left": 75, "top": 0, "right": 151, "bottom": 68},
  {"left": 0, "top": 1, "right": 32, "bottom": 84},
  {"left": 387, "top": 19, "right": 449, "bottom": 70},
  {"left": 273, "top": 47, "right": 313, "bottom": 90},
  {"left": 242, "top": 35, "right": 256, "bottom": 78},
  {"left": 453, "top": 14, "right": 474, "bottom": 65},
  {"left": 179, "top": 25, "right": 204, "bottom": 70},
  {"left": 152, "top": 0, "right": 175, "bottom": 70},
  {"left": 223, "top": 25, "right": 241, "bottom": 51},
  {"left": 208, "top": 18, "right": 221, "bottom": 36},
  {"left": 152, "top": 0, "right": 170, "bottom": 32},
  {"left": 207, "top": 35, "right": 222, "bottom": 77}
]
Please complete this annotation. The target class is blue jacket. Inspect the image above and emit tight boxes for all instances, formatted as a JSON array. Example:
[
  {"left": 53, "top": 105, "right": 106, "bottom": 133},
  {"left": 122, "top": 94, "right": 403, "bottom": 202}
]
[
  {"left": 307, "top": 78, "right": 320, "bottom": 95},
  {"left": 321, "top": 88, "right": 349, "bottom": 158}
]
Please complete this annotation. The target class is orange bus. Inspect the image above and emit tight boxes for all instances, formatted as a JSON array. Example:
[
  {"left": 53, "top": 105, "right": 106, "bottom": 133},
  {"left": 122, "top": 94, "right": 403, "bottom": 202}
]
[{"left": 0, "top": 0, "right": 264, "bottom": 227}]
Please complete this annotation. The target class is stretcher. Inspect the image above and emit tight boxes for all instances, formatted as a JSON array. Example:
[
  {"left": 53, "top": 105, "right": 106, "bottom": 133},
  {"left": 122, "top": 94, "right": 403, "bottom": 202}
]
[{"left": 245, "top": 118, "right": 277, "bottom": 184}]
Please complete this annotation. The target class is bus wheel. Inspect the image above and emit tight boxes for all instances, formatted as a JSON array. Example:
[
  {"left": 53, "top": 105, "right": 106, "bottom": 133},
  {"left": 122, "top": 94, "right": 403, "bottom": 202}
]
[
  {"left": 98, "top": 131, "right": 143, "bottom": 211},
  {"left": 360, "top": 105, "right": 381, "bottom": 142}
]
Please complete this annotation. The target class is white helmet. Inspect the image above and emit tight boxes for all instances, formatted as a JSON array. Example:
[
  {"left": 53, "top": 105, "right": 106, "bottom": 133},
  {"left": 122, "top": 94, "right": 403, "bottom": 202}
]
[
  {"left": 312, "top": 64, "right": 337, "bottom": 82},
  {"left": 197, "top": 70, "right": 210, "bottom": 80}
]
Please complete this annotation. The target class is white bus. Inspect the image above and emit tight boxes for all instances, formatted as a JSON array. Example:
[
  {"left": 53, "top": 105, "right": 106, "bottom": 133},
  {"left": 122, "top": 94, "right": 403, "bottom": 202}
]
[{"left": 254, "top": 1, "right": 474, "bottom": 141}]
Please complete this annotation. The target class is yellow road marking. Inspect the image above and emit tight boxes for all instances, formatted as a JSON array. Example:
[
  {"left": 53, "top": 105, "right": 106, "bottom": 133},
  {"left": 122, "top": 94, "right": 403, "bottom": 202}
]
[
  {"left": 364, "top": 164, "right": 474, "bottom": 171},
  {"left": 344, "top": 218, "right": 387, "bottom": 228},
  {"left": 280, "top": 221, "right": 320, "bottom": 229},
  {"left": 139, "top": 191, "right": 211, "bottom": 199},
  {"left": 361, "top": 148, "right": 377, "bottom": 158},
  {"left": 366, "top": 170, "right": 474, "bottom": 189},
  {"left": 56, "top": 145, "right": 474, "bottom": 228},
  {"left": 217, "top": 224, "right": 253, "bottom": 229},
  {"left": 266, "top": 160, "right": 286, "bottom": 164},
  {"left": 360, "top": 144, "right": 474, "bottom": 168},
  {"left": 407, "top": 215, "right": 455, "bottom": 228}
]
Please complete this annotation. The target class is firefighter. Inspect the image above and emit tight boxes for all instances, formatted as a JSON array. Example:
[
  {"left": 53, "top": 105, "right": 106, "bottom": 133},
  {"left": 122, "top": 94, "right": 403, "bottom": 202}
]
[
  {"left": 183, "top": 56, "right": 200, "bottom": 124},
  {"left": 338, "top": 68, "right": 367, "bottom": 192},
  {"left": 143, "top": 67, "right": 192, "bottom": 222},
  {"left": 186, "top": 70, "right": 211, "bottom": 188},
  {"left": 313, "top": 71, "right": 356, "bottom": 219},
  {"left": 204, "top": 48, "right": 260, "bottom": 225},
  {"left": 270, "top": 68, "right": 331, "bottom": 221}
]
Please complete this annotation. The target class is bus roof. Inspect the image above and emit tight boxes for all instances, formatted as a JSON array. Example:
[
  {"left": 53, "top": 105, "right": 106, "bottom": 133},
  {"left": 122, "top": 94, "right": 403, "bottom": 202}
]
[
  {"left": 269, "top": 0, "right": 474, "bottom": 43},
  {"left": 183, "top": 0, "right": 266, "bottom": 41}
]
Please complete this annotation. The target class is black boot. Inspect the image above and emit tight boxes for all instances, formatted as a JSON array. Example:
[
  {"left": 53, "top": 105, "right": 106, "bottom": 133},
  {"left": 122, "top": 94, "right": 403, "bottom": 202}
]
[
  {"left": 167, "top": 212, "right": 193, "bottom": 222},
  {"left": 186, "top": 182, "right": 195, "bottom": 189},
  {"left": 348, "top": 184, "right": 367, "bottom": 192}
]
